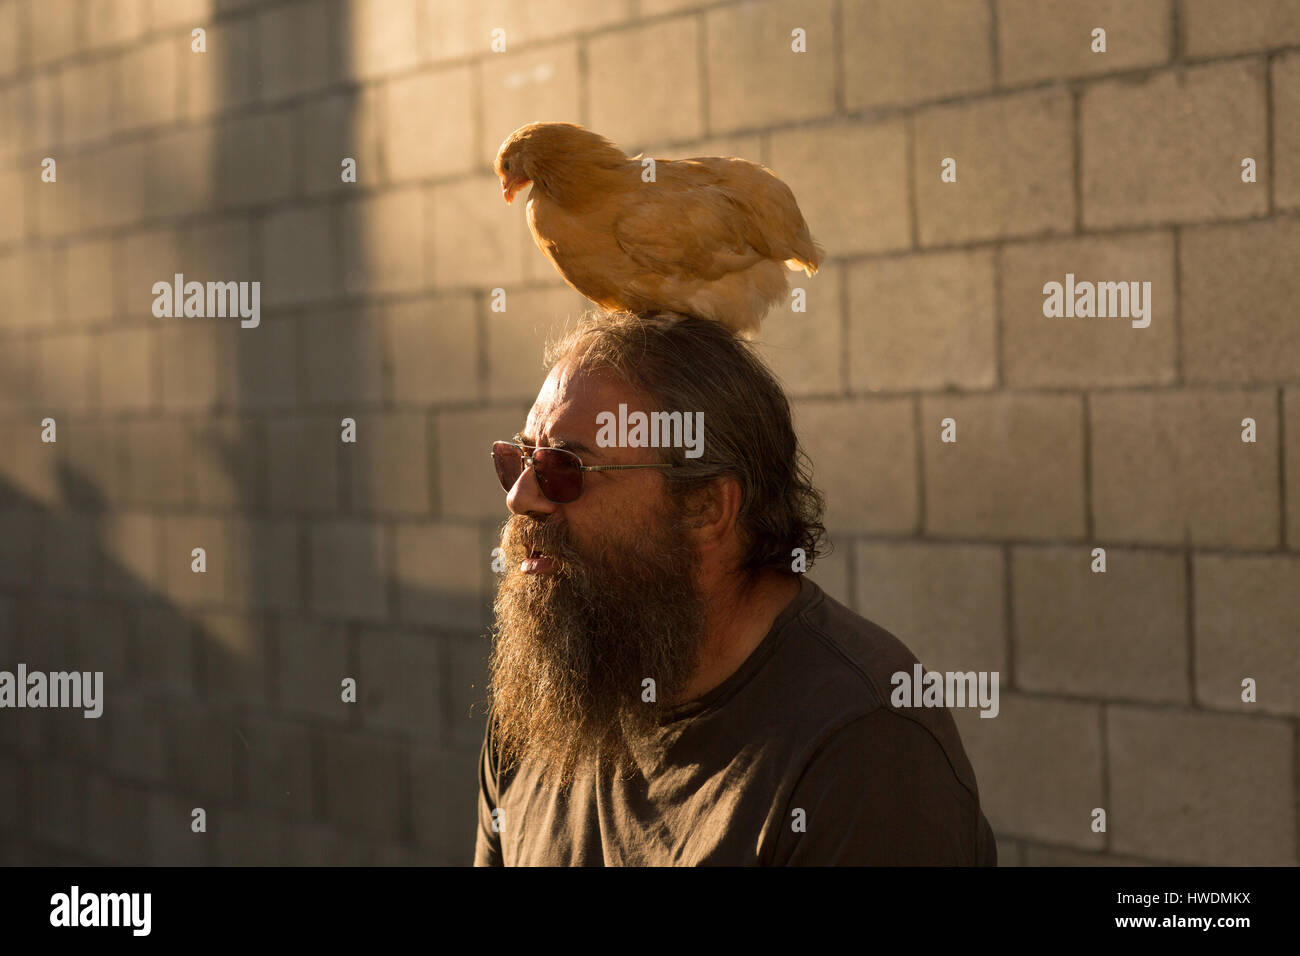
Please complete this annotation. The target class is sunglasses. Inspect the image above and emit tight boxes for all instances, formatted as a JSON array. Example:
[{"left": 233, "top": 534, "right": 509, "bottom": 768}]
[{"left": 491, "top": 440, "right": 678, "bottom": 504}]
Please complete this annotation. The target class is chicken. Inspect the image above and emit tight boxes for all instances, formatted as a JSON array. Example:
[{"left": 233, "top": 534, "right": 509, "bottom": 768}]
[{"left": 493, "top": 122, "right": 824, "bottom": 338}]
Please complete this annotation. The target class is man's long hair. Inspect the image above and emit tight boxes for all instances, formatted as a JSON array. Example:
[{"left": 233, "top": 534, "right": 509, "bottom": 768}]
[{"left": 545, "top": 310, "right": 829, "bottom": 580}]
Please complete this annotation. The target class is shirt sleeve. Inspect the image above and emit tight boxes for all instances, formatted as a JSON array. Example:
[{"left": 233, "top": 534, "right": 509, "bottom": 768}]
[
  {"left": 473, "top": 714, "right": 504, "bottom": 867},
  {"left": 773, "top": 707, "right": 995, "bottom": 866}
]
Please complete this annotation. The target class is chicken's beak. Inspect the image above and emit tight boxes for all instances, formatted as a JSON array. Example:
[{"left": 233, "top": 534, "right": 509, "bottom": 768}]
[{"left": 501, "top": 175, "right": 530, "bottom": 204}]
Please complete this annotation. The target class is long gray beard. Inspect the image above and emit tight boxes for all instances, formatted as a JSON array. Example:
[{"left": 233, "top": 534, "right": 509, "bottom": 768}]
[{"left": 487, "top": 508, "right": 707, "bottom": 786}]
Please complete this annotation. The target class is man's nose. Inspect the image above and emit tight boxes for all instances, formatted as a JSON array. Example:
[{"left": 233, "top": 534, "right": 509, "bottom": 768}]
[{"left": 506, "top": 457, "right": 558, "bottom": 517}]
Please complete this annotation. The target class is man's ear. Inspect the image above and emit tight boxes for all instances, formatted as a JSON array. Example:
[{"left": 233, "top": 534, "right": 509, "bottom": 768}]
[{"left": 683, "top": 476, "right": 744, "bottom": 550}]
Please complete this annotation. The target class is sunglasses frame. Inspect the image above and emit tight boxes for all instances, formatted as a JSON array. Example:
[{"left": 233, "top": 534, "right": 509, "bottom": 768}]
[{"left": 491, "top": 439, "right": 678, "bottom": 504}]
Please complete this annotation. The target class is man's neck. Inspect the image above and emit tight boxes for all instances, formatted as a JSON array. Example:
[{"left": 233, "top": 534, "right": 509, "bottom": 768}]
[{"left": 674, "top": 568, "right": 803, "bottom": 704}]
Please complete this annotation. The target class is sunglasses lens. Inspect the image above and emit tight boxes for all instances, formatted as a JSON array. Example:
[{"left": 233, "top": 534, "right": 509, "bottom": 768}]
[
  {"left": 533, "top": 447, "right": 583, "bottom": 503},
  {"left": 492, "top": 442, "right": 524, "bottom": 491}
]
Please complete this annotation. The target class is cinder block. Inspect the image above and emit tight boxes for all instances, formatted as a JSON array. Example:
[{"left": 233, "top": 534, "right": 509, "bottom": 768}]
[
  {"left": 159, "top": 324, "right": 221, "bottom": 412},
  {"left": 267, "top": 416, "right": 340, "bottom": 513},
  {"left": 388, "top": 294, "right": 480, "bottom": 405},
  {"left": 257, "top": 0, "right": 339, "bottom": 102},
  {"left": 183, "top": 18, "right": 258, "bottom": 119},
  {"left": 160, "top": 514, "right": 233, "bottom": 606},
  {"left": 421, "top": 0, "right": 633, "bottom": 62},
  {"left": 104, "top": 694, "right": 169, "bottom": 784},
  {"left": 386, "top": 66, "right": 475, "bottom": 182},
  {"left": 0, "top": 2, "right": 18, "bottom": 79},
  {"left": 84, "top": 773, "right": 149, "bottom": 863},
  {"left": 588, "top": 17, "right": 702, "bottom": 149},
  {"left": 190, "top": 416, "right": 263, "bottom": 510},
  {"left": 28, "top": 761, "right": 83, "bottom": 851},
  {"left": 0, "top": 423, "right": 57, "bottom": 506},
  {"left": 486, "top": 285, "right": 590, "bottom": 401},
  {"left": 221, "top": 317, "right": 299, "bottom": 410},
  {"left": 147, "top": 792, "right": 207, "bottom": 865},
  {"left": 1108, "top": 706, "right": 1295, "bottom": 865},
  {"left": 0, "top": 244, "right": 55, "bottom": 328},
  {"left": 1090, "top": 390, "right": 1279, "bottom": 548},
  {"left": 444, "top": 631, "right": 490, "bottom": 748},
  {"left": 435, "top": 405, "right": 549, "bottom": 519},
  {"left": 215, "top": 810, "right": 293, "bottom": 866},
  {"left": 1013, "top": 545, "right": 1188, "bottom": 702},
  {"left": 997, "top": 0, "right": 1168, "bottom": 85},
  {"left": 296, "top": 87, "right": 384, "bottom": 196},
  {"left": 847, "top": 249, "right": 996, "bottom": 391},
  {"left": 952, "top": 694, "right": 1104, "bottom": 850},
  {"left": 358, "top": 626, "right": 443, "bottom": 738},
  {"left": 303, "top": 307, "right": 385, "bottom": 405},
  {"left": 1180, "top": 218, "right": 1300, "bottom": 383},
  {"left": 768, "top": 120, "right": 911, "bottom": 257},
  {"left": 921, "top": 393, "right": 1086, "bottom": 540},
  {"left": 0, "top": 163, "right": 28, "bottom": 245},
  {"left": 239, "top": 715, "right": 313, "bottom": 815},
  {"left": 348, "top": 412, "right": 431, "bottom": 516},
  {"left": 38, "top": 332, "right": 93, "bottom": 413},
  {"left": 478, "top": 41, "right": 581, "bottom": 166},
  {"left": 1000, "top": 232, "right": 1176, "bottom": 387},
  {"left": 1184, "top": 0, "right": 1300, "bottom": 55},
  {"left": 83, "top": 0, "right": 147, "bottom": 50},
  {"left": 430, "top": 175, "right": 527, "bottom": 290},
  {"left": 228, "top": 517, "right": 300, "bottom": 612},
  {"left": 97, "top": 327, "right": 156, "bottom": 412},
  {"left": 309, "top": 520, "right": 390, "bottom": 621},
  {"left": 62, "top": 236, "right": 118, "bottom": 325},
  {"left": 1288, "top": 389, "right": 1300, "bottom": 548},
  {"left": 854, "top": 540, "right": 1006, "bottom": 675},
  {"left": 116, "top": 35, "right": 180, "bottom": 133},
  {"left": 216, "top": 110, "right": 295, "bottom": 208},
  {"left": 392, "top": 521, "right": 485, "bottom": 628},
  {"left": 844, "top": 0, "right": 993, "bottom": 108},
  {"left": 340, "top": 188, "right": 426, "bottom": 294},
  {"left": 85, "top": 138, "right": 149, "bottom": 231},
  {"left": 1276, "top": 53, "right": 1300, "bottom": 210},
  {"left": 410, "top": 743, "right": 478, "bottom": 861},
  {"left": 755, "top": 261, "right": 842, "bottom": 398},
  {"left": 1081, "top": 61, "right": 1267, "bottom": 228},
  {"left": 320, "top": 727, "right": 405, "bottom": 839},
  {"left": 167, "top": 702, "right": 238, "bottom": 804},
  {"left": 278, "top": 618, "right": 350, "bottom": 721},
  {"left": 915, "top": 89, "right": 1074, "bottom": 245},
  {"left": 126, "top": 418, "right": 193, "bottom": 507},
  {"left": 100, "top": 510, "right": 161, "bottom": 598},
  {"left": 32, "top": 0, "right": 81, "bottom": 69},
  {"left": 3, "top": 74, "right": 57, "bottom": 159},
  {"left": 121, "top": 225, "right": 180, "bottom": 317},
  {"left": 0, "top": 336, "right": 35, "bottom": 415},
  {"left": 1194, "top": 553, "right": 1300, "bottom": 717},
  {"left": 260, "top": 204, "right": 338, "bottom": 306},
  {"left": 133, "top": 604, "right": 196, "bottom": 697},
  {"left": 60, "top": 419, "right": 129, "bottom": 505},
  {"left": 196, "top": 610, "right": 269, "bottom": 707},
  {"left": 705, "top": 0, "right": 835, "bottom": 133},
  {"left": 794, "top": 397, "right": 917, "bottom": 534},
  {"left": 348, "top": 0, "right": 420, "bottom": 80},
  {"left": 149, "top": 0, "right": 215, "bottom": 29}
]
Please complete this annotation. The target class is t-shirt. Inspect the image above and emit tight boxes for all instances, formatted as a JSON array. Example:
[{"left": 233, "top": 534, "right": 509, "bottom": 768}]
[{"left": 474, "top": 575, "right": 998, "bottom": 866}]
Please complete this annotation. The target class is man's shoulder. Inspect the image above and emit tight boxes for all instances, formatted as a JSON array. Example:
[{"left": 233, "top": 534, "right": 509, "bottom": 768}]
[{"left": 758, "top": 579, "right": 985, "bottom": 802}]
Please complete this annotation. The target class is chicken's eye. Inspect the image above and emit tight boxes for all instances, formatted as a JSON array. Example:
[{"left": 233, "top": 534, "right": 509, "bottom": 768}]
[{"left": 503, "top": 160, "right": 512, "bottom": 172}]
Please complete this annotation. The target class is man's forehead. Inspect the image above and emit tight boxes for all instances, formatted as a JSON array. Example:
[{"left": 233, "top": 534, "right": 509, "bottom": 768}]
[{"left": 524, "top": 363, "right": 636, "bottom": 443}]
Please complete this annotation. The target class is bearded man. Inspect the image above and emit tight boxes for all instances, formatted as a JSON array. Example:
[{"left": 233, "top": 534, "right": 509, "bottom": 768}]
[{"left": 475, "top": 311, "right": 997, "bottom": 866}]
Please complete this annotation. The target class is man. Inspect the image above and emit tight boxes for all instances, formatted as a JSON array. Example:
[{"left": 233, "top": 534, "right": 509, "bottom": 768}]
[{"left": 475, "top": 310, "right": 997, "bottom": 866}]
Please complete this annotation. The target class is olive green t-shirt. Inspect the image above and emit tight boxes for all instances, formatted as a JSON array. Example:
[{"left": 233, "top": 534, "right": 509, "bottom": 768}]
[{"left": 474, "top": 575, "right": 997, "bottom": 866}]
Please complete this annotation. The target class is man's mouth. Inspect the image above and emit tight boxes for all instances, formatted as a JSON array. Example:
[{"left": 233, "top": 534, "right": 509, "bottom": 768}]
[{"left": 521, "top": 549, "right": 558, "bottom": 574}]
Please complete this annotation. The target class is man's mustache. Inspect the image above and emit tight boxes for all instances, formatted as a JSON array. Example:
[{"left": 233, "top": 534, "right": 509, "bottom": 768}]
[{"left": 503, "top": 516, "right": 577, "bottom": 564}]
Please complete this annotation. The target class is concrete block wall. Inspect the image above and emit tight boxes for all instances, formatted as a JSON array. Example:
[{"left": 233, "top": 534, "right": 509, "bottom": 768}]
[{"left": 0, "top": 0, "right": 1296, "bottom": 866}]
